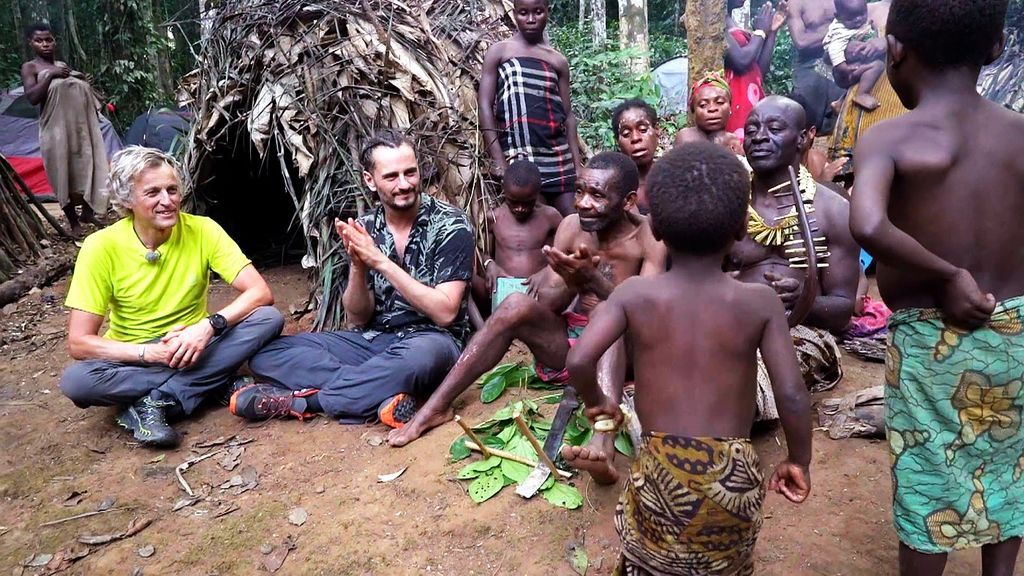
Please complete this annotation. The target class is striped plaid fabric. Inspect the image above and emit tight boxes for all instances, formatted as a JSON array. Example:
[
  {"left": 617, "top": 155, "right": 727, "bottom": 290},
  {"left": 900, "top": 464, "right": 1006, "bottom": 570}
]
[{"left": 495, "top": 57, "right": 576, "bottom": 197}]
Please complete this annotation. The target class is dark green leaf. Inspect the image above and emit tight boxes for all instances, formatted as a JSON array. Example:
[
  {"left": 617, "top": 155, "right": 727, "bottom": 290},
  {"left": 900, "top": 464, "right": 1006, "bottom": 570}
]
[{"left": 480, "top": 374, "right": 507, "bottom": 404}]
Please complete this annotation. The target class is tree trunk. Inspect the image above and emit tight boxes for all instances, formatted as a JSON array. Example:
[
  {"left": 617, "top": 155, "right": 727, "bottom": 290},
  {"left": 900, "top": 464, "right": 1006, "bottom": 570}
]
[
  {"left": 578, "top": 0, "right": 586, "bottom": 29},
  {"left": 151, "top": 0, "right": 176, "bottom": 98},
  {"left": 591, "top": 0, "right": 607, "bottom": 47},
  {"left": 619, "top": 0, "right": 650, "bottom": 73},
  {"left": 13, "top": 0, "right": 26, "bottom": 61},
  {"left": 64, "top": 0, "right": 89, "bottom": 64},
  {"left": 684, "top": 0, "right": 726, "bottom": 86}
]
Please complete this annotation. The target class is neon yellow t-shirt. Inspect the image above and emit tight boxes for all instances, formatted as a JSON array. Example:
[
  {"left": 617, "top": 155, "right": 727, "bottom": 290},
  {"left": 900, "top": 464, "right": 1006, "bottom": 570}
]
[{"left": 65, "top": 213, "right": 252, "bottom": 343}]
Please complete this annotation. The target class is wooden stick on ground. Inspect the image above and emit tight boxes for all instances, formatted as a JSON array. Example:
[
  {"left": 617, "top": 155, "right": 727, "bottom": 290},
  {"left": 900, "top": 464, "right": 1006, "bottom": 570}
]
[
  {"left": 463, "top": 441, "right": 573, "bottom": 479},
  {"left": 39, "top": 507, "right": 125, "bottom": 528}
]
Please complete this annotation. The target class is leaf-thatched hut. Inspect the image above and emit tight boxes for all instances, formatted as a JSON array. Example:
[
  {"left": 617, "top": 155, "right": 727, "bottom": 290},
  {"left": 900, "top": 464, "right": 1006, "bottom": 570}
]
[{"left": 184, "top": 0, "right": 512, "bottom": 329}]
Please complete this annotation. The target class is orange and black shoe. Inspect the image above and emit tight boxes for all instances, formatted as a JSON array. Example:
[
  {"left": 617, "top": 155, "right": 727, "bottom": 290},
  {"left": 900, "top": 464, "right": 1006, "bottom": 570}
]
[
  {"left": 229, "top": 384, "right": 317, "bottom": 421},
  {"left": 377, "top": 393, "right": 418, "bottom": 429}
]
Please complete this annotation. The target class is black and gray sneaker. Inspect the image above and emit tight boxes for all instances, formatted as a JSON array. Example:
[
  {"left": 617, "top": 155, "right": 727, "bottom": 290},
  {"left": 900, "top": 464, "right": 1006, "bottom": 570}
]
[
  {"left": 116, "top": 395, "right": 180, "bottom": 448},
  {"left": 219, "top": 375, "right": 255, "bottom": 406}
]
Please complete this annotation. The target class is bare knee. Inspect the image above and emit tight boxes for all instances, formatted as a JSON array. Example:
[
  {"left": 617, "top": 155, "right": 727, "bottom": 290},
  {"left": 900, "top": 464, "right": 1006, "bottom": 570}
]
[{"left": 489, "top": 292, "right": 542, "bottom": 327}]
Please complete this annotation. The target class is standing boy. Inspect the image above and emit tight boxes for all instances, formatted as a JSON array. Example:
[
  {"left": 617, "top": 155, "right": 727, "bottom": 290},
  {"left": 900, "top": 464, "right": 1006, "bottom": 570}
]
[
  {"left": 850, "top": 1, "right": 1024, "bottom": 574},
  {"left": 472, "top": 160, "right": 562, "bottom": 327},
  {"left": 478, "top": 0, "right": 581, "bottom": 216},
  {"left": 565, "top": 142, "right": 812, "bottom": 575}
]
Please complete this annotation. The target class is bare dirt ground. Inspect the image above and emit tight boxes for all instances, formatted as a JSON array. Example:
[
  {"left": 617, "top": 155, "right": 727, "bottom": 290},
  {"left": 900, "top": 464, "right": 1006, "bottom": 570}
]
[{"left": 2, "top": 263, "right": 1022, "bottom": 575}]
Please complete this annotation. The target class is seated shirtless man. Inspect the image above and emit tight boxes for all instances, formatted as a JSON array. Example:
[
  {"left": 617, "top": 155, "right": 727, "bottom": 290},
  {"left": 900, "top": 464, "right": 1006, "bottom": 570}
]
[
  {"left": 730, "top": 96, "right": 860, "bottom": 421},
  {"left": 388, "top": 151, "right": 667, "bottom": 458},
  {"left": 471, "top": 160, "right": 562, "bottom": 329}
]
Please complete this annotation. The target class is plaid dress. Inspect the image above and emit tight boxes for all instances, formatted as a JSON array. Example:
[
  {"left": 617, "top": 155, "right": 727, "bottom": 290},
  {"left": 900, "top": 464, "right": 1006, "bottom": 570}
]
[{"left": 495, "top": 56, "right": 576, "bottom": 197}]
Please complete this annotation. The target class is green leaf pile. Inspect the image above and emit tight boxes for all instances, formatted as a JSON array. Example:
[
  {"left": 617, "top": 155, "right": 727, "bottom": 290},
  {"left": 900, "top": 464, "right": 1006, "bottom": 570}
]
[
  {"left": 476, "top": 363, "right": 562, "bottom": 404},
  {"left": 451, "top": 398, "right": 582, "bottom": 509}
]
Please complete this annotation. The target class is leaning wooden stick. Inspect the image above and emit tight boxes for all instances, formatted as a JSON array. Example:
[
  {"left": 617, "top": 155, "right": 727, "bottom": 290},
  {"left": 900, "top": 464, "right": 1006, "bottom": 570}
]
[
  {"left": 0, "top": 159, "right": 71, "bottom": 238},
  {"left": 513, "top": 413, "right": 560, "bottom": 475},
  {"left": 454, "top": 415, "right": 493, "bottom": 458},
  {"left": 784, "top": 165, "right": 820, "bottom": 327}
]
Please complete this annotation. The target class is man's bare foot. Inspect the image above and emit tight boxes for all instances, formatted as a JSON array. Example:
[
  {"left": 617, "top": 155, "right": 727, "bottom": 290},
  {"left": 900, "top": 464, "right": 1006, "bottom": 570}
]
[
  {"left": 386, "top": 406, "right": 454, "bottom": 447},
  {"left": 852, "top": 93, "right": 881, "bottom": 111},
  {"left": 561, "top": 445, "right": 620, "bottom": 485}
]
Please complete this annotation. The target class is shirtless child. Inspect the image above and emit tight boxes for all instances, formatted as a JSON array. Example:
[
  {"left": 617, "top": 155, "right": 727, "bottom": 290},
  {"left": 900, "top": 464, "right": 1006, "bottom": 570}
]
[
  {"left": 471, "top": 160, "right": 562, "bottom": 328},
  {"left": 388, "top": 152, "right": 667, "bottom": 449},
  {"left": 566, "top": 142, "right": 812, "bottom": 574},
  {"left": 478, "top": 0, "right": 581, "bottom": 216},
  {"left": 849, "top": 1, "right": 1024, "bottom": 573},
  {"left": 611, "top": 99, "right": 660, "bottom": 214}
]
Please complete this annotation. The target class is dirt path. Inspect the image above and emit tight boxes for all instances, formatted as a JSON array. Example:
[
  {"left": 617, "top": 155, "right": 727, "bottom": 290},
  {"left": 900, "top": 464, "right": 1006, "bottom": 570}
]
[{"left": 1, "top": 264, "right": 1020, "bottom": 575}]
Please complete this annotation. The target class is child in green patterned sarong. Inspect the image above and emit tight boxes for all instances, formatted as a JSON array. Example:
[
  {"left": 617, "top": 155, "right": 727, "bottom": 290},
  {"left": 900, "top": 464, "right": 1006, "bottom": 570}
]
[
  {"left": 564, "top": 142, "right": 813, "bottom": 575},
  {"left": 850, "top": 1, "right": 1024, "bottom": 572}
]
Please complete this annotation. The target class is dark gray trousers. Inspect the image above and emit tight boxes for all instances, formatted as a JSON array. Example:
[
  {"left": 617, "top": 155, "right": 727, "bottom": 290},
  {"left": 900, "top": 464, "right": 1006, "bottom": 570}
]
[
  {"left": 59, "top": 306, "right": 284, "bottom": 415},
  {"left": 248, "top": 329, "right": 461, "bottom": 422}
]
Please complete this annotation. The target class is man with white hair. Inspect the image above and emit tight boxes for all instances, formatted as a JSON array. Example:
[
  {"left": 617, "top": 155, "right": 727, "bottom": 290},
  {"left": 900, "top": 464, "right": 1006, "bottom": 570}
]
[{"left": 59, "top": 146, "right": 283, "bottom": 448}]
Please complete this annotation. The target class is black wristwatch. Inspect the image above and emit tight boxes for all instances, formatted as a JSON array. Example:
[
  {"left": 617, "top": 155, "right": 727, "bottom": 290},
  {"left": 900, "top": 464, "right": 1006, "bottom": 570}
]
[{"left": 208, "top": 313, "right": 228, "bottom": 336}]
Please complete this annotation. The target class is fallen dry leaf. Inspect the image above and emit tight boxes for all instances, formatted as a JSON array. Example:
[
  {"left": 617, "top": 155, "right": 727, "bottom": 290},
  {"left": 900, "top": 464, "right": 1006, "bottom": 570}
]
[
  {"left": 138, "top": 544, "right": 155, "bottom": 558},
  {"left": 377, "top": 467, "right": 407, "bottom": 483},
  {"left": 96, "top": 497, "right": 117, "bottom": 512},
  {"left": 62, "top": 490, "right": 88, "bottom": 507},
  {"left": 78, "top": 516, "right": 152, "bottom": 546},
  {"left": 212, "top": 502, "right": 240, "bottom": 518},
  {"left": 262, "top": 536, "right": 297, "bottom": 573},
  {"left": 287, "top": 507, "right": 307, "bottom": 526},
  {"left": 24, "top": 553, "right": 52, "bottom": 567},
  {"left": 172, "top": 497, "right": 199, "bottom": 512},
  {"left": 147, "top": 454, "right": 166, "bottom": 464},
  {"left": 40, "top": 543, "right": 91, "bottom": 574},
  {"left": 193, "top": 435, "right": 233, "bottom": 449}
]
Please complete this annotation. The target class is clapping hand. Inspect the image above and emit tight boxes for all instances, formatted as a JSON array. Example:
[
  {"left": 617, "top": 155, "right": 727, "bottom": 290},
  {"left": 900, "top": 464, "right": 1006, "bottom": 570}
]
[{"left": 336, "top": 218, "right": 386, "bottom": 270}]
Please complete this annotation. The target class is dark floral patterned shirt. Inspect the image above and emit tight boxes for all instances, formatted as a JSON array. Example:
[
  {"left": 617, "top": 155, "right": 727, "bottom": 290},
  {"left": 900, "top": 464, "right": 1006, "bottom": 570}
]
[{"left": 355, "top": 194, "right": 474, "bottom": 345}]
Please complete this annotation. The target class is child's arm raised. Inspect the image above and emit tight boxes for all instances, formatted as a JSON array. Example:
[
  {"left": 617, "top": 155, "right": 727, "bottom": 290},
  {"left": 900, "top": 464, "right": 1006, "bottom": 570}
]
[
  {"left": 478, "top": 45, "right": 508, "bottom": 177},
  {"left": 565, "top": 286, "right": 632, "bottom": 426},
  {"left": 851, "top": 126, "right": 995, "bottom": 328},
  {"left": 757, "top": 288, "right": 812, "bottom": 503}
]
